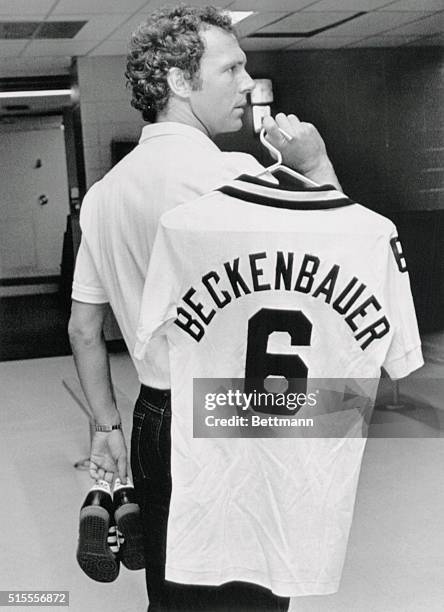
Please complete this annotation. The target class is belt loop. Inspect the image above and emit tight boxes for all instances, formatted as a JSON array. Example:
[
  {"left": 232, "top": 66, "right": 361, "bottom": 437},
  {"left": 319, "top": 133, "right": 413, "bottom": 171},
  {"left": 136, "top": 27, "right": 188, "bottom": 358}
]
[{"left": 140, "top": 384, "right": 171, "bottom": 407}]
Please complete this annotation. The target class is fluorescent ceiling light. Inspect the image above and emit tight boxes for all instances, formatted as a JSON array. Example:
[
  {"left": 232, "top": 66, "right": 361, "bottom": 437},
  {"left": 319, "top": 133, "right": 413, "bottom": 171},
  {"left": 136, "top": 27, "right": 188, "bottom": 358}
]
[
  {"left": 0, "top": 89, "right": 72, "bottom": 99},
  {"left": 228, "top": 11, "right": 254, "bottom": 25}
]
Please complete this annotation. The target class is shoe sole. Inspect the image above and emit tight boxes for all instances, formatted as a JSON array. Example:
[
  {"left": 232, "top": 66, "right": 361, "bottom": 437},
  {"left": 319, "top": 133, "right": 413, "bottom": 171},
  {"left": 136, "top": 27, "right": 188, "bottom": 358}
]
[
  {"left": 114, "top": 503, "right": 145, "bottom": 570},
  {"left": 76, "top": 506, "right": 120, "bottom": 582}
]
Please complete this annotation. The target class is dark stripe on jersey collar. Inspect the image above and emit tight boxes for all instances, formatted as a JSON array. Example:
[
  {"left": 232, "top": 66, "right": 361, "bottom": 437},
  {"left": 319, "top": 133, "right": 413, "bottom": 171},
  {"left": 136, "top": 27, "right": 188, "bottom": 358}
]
[
  {"left": 217, "top": 185, "right": 352, "bottom": 210},
  {"left": 217, "top": 173, "right": 354, "bottom": 210},
  {"left": 237, "top": 171, "right": 337, "bottom": 192}
]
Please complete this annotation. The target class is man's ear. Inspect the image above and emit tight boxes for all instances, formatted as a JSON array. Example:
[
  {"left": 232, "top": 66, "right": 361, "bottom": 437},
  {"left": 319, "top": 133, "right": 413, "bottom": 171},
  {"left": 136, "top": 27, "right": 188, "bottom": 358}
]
[{"left": 167, "top": 67, "right": 192, "bottom": 99}]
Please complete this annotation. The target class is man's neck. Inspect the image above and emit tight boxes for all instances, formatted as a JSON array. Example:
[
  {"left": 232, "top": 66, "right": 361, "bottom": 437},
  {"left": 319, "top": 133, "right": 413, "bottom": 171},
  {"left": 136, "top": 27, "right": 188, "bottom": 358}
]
[{"left": 156, "top": 106, "right": 212, "bottom": 139}]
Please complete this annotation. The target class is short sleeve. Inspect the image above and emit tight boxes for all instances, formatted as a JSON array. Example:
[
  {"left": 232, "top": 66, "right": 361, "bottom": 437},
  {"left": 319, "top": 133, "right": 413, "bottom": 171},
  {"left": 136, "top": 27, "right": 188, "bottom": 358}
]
[
  {"left": 381, "top": 230, "right": 424, "bottom": 379},
  {"left": 134, "top": 221, "right": 184, "bottom": 361},
  {"left": 72, "top": 238, "right": 108, "bottom": 304}
]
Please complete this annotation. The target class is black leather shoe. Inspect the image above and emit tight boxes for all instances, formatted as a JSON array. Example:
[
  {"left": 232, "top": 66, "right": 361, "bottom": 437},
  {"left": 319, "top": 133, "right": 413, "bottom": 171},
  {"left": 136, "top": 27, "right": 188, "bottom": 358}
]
[
  {"left": 76, "top": 480, "right": 120, "bottom": 582},
  {"left": 113, "top": 478, "right": 145, "bottom": 570}
]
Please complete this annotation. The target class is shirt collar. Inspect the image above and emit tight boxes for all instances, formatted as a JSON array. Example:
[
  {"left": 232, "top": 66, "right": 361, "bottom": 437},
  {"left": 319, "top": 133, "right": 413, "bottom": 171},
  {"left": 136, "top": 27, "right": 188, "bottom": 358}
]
[
  {"left": 216, "top": 172, "right": 354, "bottom": 210},
  {"left": 139, "top": 121, "right": 219, "bottom": 151}
]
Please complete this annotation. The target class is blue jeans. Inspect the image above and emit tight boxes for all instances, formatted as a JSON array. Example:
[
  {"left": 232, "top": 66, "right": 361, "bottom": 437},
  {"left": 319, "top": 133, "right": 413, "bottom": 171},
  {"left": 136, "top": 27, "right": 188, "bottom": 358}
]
[{"left": 131, "top": 385, "right": 290, "bottom": 612}]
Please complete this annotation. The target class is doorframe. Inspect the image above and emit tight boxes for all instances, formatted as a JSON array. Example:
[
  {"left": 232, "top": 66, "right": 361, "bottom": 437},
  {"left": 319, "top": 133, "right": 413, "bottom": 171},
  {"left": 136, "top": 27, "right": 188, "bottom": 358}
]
[
  {"left": 0, "top": 70, "right": 87, "bottom": 213},
  {"left": 0, "top": 70, "right": 86, "bottom": 292}
]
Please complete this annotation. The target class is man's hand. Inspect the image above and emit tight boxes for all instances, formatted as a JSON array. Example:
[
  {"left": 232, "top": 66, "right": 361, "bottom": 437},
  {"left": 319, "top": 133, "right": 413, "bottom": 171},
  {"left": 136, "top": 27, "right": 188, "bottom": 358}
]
[
  {"left": 90, "top": 429, "right": 128, "bottom": 483},
  {"left": 262, "top": 113, "right": 341, "bottom": 189}
]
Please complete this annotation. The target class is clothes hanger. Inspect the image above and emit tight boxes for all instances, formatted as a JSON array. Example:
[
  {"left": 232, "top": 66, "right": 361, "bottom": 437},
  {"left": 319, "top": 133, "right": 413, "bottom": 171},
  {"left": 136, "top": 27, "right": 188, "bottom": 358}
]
[{"left": 257, "top": 127, "right": 320, "bottom": 188}]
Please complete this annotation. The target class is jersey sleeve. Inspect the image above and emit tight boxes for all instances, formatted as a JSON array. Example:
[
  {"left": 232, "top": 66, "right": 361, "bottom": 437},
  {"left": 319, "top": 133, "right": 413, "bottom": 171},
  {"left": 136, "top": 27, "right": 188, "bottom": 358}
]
[
  {"left": 134, "top": 221, "right": 184, "bottom": 361},
  {"left": 381, "top": 229, "right": 424, "bottom": 379}
]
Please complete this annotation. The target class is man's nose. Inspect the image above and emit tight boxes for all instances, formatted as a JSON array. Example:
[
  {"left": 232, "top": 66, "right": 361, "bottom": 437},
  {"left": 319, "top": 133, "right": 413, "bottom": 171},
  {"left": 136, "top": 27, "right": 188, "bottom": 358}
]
[{"left": 240, "top": 69, "right": 255, "bottom": 94}]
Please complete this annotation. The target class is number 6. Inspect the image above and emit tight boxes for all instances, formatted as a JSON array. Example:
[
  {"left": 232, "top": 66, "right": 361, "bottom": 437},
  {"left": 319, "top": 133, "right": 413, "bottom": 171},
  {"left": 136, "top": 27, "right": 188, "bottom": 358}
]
[{"left": 245, "top": 308, "right": 312, "bottom": 415}]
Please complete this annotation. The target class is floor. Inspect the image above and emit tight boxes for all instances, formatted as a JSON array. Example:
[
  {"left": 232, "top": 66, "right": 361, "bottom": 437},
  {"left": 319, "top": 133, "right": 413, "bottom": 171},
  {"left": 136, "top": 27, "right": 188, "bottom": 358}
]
[{"left": 0, "top": 337, "right": 443, "bottom": 612}]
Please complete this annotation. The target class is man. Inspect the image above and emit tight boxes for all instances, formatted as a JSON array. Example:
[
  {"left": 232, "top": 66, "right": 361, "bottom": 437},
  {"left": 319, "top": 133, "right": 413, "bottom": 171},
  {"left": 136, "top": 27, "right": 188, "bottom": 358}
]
[{"left": 68, "top": 5, "right": 341, "bottom": 610}]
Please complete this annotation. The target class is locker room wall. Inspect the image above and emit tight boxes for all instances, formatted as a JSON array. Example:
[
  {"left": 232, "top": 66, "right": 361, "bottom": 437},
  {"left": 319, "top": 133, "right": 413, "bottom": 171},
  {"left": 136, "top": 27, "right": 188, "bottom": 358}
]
[{"left": 268, "top": 47, "right": 443, "bottom": 214}]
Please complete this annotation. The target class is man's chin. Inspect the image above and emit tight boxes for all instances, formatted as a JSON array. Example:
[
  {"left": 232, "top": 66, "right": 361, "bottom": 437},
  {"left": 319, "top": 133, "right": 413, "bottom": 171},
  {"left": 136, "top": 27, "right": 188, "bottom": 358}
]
[{"left": 219, "top": 120, "right": 244, "bottom": 134}]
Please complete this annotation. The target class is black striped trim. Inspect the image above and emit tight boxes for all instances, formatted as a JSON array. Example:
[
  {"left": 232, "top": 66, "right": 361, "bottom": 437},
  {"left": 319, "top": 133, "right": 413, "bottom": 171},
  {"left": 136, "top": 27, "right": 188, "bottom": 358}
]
[
  {"left": 217, "top": 185, "right": 353, "bottom": 210},
  {"left": 217, "top": 172, "right": 354, "bottom": 210},
  {"left": 236, "top": 172, "right": 336, "bottom": 192}
]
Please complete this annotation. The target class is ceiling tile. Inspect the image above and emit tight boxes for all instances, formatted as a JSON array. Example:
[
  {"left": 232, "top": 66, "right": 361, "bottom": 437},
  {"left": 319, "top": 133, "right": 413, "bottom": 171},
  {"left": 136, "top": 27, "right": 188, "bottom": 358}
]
[
  {"left": 288, "top": 35, "right": 366, "bottom": 48},
  {"left": 240, "top": 37, "right": 296, "bottom": 51},
  {"left": 0, "top": 0, "right": 54, "bottom": 16},
  {"left": 256, "top": 12, "right": 357, "bottom": 34},
  {"left": 52, "top": 0, "right": 148, "bottom": 15},
  {"left": 105, "top": 0, "right": 236, "bottom": 41},
  {"left": 0, "top": 16, "right": 42, "bottom": 23},
  {"left": 47, "top": 14, "right": 129, "bottom": 41},
  {"left": 23, "top": 40, "right": 97, "bottom": 56},
  {"left": 228, "top": 0, "right": 319, "bottom": 10},
  {"left": 93, "top": 39, "right": 128, "bottom": 56},
  {"left": 348, "top": 34, "right": 421, "bottom": 46},
  {"left": 380, "top": 0, "right": 444, "bottom": 10},
  {"left": 106, "top": 13, "right": 152, "bottom": 41},
  {"left": 304, "top": 0, "right": 397, "bottom": 10},
  {"left": 36, "top": 21, "right": 87, "bottom": 39},
  {"left": 0, "top": 21, "right": 40, "bottom": 40},
  {"left": 235, "top": 12, "right": 290, "bottom": 38},
  {"left": 0, "top": 41, "right": 28, "bottom": 56},
  {"left": 407, "top": 33, "right": 444, "bottom": 45},
  {"left": 386, "top": 12, "right": 444, "bottom": 35},
  {"left": 313, "top": 10, "right": 436, "bottom": 36},
  {"left": 134, "top": 0, "right": 233, "bottom": 8}
]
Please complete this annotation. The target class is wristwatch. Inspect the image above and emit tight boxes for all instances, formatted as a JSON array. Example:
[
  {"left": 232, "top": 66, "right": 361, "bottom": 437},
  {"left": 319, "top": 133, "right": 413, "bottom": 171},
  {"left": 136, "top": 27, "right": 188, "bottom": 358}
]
[{"left": 94, "top": 422, "right": 122, "bottom": 432}]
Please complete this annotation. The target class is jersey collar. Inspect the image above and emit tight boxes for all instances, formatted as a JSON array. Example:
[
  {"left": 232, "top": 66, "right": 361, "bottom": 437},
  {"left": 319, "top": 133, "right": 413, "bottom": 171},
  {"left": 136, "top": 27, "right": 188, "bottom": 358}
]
[{"left": 217, "top": 170, "right": 354, "bottom": 210}]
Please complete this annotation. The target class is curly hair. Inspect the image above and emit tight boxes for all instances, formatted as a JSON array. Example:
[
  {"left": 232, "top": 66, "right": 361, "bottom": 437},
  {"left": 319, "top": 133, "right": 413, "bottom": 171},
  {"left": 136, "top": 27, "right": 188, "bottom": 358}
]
[{"left": 125, "top": 5, "right": 235, "bottom": 123}]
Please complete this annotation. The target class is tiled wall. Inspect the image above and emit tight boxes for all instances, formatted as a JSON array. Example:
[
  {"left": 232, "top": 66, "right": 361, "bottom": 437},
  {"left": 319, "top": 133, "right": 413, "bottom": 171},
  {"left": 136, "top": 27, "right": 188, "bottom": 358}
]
[
  {"left": 77, "top": 55, "right": 144, "bottom": 189},
  {"left": 273, "top": 47, "right": 444, "bottom": 212}
]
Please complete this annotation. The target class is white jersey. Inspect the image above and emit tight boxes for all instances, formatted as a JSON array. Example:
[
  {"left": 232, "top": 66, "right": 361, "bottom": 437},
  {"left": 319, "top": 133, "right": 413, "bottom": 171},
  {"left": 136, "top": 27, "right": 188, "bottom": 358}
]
[{"left": 134, "top": 172, "right": 423, "bottom": 597}]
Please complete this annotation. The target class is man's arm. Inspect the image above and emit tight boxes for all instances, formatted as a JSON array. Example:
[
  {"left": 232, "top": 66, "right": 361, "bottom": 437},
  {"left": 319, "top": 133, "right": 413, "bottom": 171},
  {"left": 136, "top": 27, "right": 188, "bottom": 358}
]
[
  {"left": 263, "top": 113, "right": 342, "bottom": 190},
  {"left": 68, "top": 300, "right": 127, "bottom": 483}
]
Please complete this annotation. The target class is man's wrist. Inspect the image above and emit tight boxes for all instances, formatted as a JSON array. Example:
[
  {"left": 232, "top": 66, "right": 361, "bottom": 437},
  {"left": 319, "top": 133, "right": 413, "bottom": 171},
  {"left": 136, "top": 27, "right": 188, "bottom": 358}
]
[
  {"left": 282, "top": 150, "right": 330, "bottom": 179},
  {"left": 93, "top": 405, "right": 122, "bottom": 432},
  {"left": 305, "top": 157, "right": 341, "bottom": 190},
  {"left": 302, "top": 155, "right": 331, "bottom": 178}
]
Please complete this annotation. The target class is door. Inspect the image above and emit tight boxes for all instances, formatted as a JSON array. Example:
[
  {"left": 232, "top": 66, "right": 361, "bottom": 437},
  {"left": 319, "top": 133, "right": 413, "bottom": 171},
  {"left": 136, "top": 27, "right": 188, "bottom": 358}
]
[{"left": 0, "top": 117, "right": 70, "bottom": 280}]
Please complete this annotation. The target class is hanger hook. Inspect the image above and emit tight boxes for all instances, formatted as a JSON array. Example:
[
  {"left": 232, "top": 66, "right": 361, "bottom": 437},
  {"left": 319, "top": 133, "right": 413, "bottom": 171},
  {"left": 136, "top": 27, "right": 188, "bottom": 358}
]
[
  {"left": 256, "top": 127, "right": 320, "bottom": 186},
  {"left": 259, "top": 127, "right": 282, "bottom": 172}
]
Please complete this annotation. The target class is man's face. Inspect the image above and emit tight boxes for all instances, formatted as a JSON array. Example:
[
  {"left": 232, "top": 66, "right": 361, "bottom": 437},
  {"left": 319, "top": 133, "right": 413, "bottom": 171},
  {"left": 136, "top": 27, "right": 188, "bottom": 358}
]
[{"left": 188, "top": 26, "right": 255, "bottom": 137}]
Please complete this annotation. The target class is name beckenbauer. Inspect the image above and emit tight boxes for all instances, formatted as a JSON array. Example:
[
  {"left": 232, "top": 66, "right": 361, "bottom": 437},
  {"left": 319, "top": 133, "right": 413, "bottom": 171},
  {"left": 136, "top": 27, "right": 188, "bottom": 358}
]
[{"left": 175, "top": 250, "right": 390, "bottom": 350}]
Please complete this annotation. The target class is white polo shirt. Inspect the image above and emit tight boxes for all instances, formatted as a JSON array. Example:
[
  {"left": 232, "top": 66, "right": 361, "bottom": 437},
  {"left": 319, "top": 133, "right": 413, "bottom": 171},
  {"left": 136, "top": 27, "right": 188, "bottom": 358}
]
[{"left": 72, "top": 122, "right": 265, "bottom": 388}]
